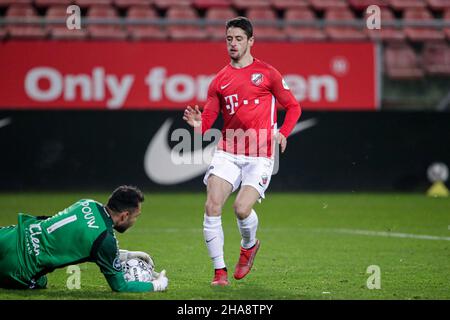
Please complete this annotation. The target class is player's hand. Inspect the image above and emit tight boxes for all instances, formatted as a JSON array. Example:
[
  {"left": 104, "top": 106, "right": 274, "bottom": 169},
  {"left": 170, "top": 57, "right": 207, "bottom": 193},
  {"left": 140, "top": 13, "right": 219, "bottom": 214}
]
[
  {"left": 151, "top": 269, "right": 160, "bottom": 279},
  {"left": 151, "top": 270, "right": 168, "bottom": 292},
  {"left": 129, "top": 251, "right": 155, "bottom": 268},
  {"left": 183, "top": 105, "right": 202, "bottom": 128},
  {"left": 277, "top": 132, "right": 287, "bottom": 153},
  {"left": 119, "top": 249, "right": 155, "bottom": 268}
]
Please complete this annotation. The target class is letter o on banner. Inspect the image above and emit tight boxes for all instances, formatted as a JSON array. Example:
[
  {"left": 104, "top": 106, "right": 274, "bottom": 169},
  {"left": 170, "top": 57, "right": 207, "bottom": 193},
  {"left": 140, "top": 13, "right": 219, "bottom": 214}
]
[
  {"left": 165, "top": 75, "right": 195, "bottom": 102},
  {"left": 25, "top": 67, "right": 62, "bottom": 102}
]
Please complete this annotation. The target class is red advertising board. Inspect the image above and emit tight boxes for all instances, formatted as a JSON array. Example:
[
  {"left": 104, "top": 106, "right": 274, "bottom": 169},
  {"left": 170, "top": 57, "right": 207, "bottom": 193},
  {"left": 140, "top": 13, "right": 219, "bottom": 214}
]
[{"left": 0, "top": 41, "right": 378, "bottom": 110}]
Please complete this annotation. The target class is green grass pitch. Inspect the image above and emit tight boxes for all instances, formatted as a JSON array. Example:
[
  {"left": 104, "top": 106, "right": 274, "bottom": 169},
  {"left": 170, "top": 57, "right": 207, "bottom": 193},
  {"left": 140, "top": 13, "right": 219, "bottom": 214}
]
[{"left": 0, "top": 192, "right": 449, "bottom": 300}]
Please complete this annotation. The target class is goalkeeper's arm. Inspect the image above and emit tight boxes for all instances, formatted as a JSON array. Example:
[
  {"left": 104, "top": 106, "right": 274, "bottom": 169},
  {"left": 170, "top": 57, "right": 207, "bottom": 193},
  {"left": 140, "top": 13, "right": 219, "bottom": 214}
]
[
  {"left": 105, "top": 270, "right": 168, "bottom": 293},
  {"left": 94, "top": 234, "right": 167, "bottom": 292}
]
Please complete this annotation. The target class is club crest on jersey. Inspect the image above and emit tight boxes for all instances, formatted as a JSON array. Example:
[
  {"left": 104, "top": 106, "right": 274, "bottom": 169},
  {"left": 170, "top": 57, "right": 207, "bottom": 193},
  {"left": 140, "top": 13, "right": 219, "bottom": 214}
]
[
  {"left": 251, "top": 73, "right": 264, "bottom": 86},
  {"left": 113, "top": 257, "right": 122, "bottom": 271},
  {"left": 259, "top": 173, "right": 269, "bottom": 187}
]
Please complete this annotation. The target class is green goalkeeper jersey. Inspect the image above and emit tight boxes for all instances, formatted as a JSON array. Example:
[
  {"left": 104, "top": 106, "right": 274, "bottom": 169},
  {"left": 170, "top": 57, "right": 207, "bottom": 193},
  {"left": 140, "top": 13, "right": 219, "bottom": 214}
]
[{"left": 15, "top": 199, "right": 153, "bottom": 292}]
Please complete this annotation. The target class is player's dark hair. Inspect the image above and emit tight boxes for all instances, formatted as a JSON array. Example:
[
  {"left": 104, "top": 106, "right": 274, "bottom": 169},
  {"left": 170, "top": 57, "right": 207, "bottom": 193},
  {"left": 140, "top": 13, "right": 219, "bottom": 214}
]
[
  {"left": 107, "top": 185, "right": 144, "bottom": 213},
  {"left": 226, "top": 16, "right": 253, "bottom": 39}
]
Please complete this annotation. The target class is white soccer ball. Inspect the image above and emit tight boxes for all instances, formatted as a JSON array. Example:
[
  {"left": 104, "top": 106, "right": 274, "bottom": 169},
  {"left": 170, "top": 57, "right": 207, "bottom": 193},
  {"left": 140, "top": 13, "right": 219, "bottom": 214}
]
[
  {"left": 427, "top": 162, "right": 449, "bottom": 182},
  {"left": 122, "top": 258, "right": 155, "bottom": 283}
]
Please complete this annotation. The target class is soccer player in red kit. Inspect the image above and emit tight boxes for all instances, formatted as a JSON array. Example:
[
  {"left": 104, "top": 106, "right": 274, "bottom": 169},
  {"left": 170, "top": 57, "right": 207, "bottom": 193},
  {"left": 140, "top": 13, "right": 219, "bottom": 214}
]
[{"left": 183, "top": 17, "right": 301, "bottom": 286}]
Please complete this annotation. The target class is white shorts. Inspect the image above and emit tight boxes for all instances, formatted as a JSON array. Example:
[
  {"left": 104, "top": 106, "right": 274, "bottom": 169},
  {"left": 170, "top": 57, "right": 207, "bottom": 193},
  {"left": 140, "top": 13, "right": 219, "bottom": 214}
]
[{"left": 203, "top": 150, "right": 275, "bottom": 199}]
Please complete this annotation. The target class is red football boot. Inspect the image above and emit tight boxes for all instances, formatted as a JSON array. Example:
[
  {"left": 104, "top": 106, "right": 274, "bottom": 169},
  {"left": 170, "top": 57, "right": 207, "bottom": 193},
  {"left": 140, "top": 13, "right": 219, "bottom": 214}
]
[
  {"left": 234, "top": 240, "right": 260, "bottom": 280},
  {"left": 211, "top": 268, "right": 229, "bottom": 286}
]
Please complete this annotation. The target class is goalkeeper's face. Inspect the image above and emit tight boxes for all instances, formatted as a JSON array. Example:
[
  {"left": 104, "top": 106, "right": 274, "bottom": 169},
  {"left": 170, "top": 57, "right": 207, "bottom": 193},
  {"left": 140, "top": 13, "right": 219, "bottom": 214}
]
[{"left": 114, "top": 203, "right": 141, "bottom": 233}]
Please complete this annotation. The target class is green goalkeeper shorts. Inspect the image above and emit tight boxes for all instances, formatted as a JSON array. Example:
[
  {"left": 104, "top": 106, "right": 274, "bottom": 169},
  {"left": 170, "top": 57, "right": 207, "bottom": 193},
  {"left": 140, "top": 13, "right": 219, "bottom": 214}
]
[{"left": 0, "top": 225, "right": 47, "bottom": 289}]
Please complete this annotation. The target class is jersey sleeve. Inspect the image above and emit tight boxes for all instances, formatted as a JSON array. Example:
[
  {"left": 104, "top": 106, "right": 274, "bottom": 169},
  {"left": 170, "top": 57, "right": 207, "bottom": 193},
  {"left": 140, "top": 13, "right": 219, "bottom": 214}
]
[
  {"left": 269, "top": 67, "right": 302, "bottom": 138},
  {"left": 201, "top": 77, "right": 221, "bottom": 134},
  {"left": 92, "top": 231, "right": 154, "bottom": 292}
]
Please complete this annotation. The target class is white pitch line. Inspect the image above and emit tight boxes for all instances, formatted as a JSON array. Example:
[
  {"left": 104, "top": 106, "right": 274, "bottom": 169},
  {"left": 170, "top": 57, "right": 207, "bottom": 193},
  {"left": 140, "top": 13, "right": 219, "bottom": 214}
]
[
  {"left": 325, "top": 228, "right": 450, "bottom": 241},
  {"left": 132, "top": 227, "right": 450, "bottom": 242}
]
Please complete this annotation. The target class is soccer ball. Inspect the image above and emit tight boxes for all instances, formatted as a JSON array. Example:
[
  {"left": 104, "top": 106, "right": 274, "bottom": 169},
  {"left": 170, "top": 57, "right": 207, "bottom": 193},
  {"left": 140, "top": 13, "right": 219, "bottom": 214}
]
[{"left": 122, "top": 258, "right": 155, "bottom": 283}]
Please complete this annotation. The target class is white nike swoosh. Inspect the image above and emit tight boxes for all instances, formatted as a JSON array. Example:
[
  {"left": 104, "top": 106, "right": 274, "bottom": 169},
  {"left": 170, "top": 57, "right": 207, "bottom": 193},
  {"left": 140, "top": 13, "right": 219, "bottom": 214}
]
[
  {"left": 144, "top": 118, "right": 317, "bottom": 185},
  {"left": 289, "top": 118, "right": 318, "bottom": 136},
  {"left": 220, "top": 83, "right": 231, "bottom": 89},
  {"left": 0, "top": 117, "right": 11, "bottom": 129},
  {"left": 144, "top": 119, "right": 217, "bottom": 185}
]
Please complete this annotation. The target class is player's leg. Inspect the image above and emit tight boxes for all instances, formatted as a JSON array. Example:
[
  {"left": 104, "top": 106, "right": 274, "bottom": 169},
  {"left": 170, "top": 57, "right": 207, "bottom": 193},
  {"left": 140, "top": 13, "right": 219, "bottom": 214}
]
[
  {"left": 0, "top": 226, "right": 30, "bottom": 289},
  {"left": 232, "top": 186, "right": 262, "bottom": 280},
  {"left": 233, "top": 156, "right": 274, "bottom": 280},
  {"left": 202, "top": 152, "right": 242, "bottom": 286},
  {"left": 204, "top": 175, "right": 233, "bottom": 285},
  {"left": 205, "top": 174, "right": 233, "bottom": 264},
  {"left": 233, "top": 186, "right": 261, "bottom": 247}
]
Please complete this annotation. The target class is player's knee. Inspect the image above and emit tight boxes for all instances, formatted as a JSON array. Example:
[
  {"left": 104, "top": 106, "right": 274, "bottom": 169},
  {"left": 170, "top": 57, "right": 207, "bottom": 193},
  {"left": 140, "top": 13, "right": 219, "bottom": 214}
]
[
  {"left": 233, "top": 201, "right": 251, "bottom": 219},
  {"left": 205, "top": 199, "right": 222, "bottom": 216}
]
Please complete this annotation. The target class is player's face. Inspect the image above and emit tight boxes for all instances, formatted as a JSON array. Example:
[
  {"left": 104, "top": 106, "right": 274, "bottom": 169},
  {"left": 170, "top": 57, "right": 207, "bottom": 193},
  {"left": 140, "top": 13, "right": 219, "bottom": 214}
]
[
  {"left": 226, "top": 27, "right": 254, "bottom": 61},
  {"left": 114, "top": 203, "right": 141, "bottom": 233}
]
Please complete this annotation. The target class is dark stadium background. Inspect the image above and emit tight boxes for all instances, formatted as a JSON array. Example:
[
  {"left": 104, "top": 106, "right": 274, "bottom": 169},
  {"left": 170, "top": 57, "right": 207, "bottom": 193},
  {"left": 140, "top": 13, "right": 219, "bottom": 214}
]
[{"left": 1, "top": 0, "right": 449, "bottom": 192}]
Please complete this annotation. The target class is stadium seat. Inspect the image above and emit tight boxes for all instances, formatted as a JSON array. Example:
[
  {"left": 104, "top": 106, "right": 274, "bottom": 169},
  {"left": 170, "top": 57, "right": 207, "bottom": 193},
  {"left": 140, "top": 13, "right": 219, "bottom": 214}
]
[
  {"left": 126, "top": 5, "right": 167, "bottom": 40},
  {"left": 270, "top": 0, "right": 309, "bottom": 10},
  {"left": 422, "top": 41, "right": 450, "bottom": 75},
  {"left": 426, "top": 0, "right": 450, "bottom": 11},
  {"left": 154, "top": 0, "right": 193, "bottom": 9},
  {"left": 232, "top": 0, "right": 271, "bottom": 10},
  {"left": 324, "top": 8, "right": 367, "bottom": 41},
  {"left": 166, "top": 5, "right": 208, "bottom": 40},
  {"left": 384, "top": 42, "right": 424, "bottom": 79},
  {"left": 0, "top": 0, "right": 32, "bottom": 6},
  {"left": 5, "top": 4, "right": 48, "bottom": 39},
  {"left": 309, "top": 0, "right": 348, "bottom": 11},
  {"left": 205, "top": 7, "right": 237, "bottom": 40},
  {"left": 75, "top": 0, "right": 113, "bottom": 8},
  {"left": 445, "top": 9, "right": 450, "bottom": 39},
  {"left": 0, "top": 27, "right": 6, "bottom": 39},
  {"left": 403, "top": 8, "right": 445, "bottom": 41},
  {"left": 87, "top": 5, "right": 128, "bottom": 39},
  {"left": 348, "top": 0, "right": 389, "bottom": 10},
  {"left": 388, "top": 0, "right": 426, "bottom": 10},
  {"left": 284, "top": 8, "right": 327, "bottom": 41},
  {"left": 246, "top": 7, "right": 286, "bottom": 41},
  {"left": 46, "top": 5, "right": 88, "bottom": 39},
  {"left": 35, "top": 0, "right": 72, "bottom": 8},
  {"left": 193, "top": 0, "right": 231, "bottom": 9},
  {"left": 365, "top": 7, "right": 405, "bottom": 41},
  {"left": 115, "top": 0, "right": 154, "bottom": 9}
]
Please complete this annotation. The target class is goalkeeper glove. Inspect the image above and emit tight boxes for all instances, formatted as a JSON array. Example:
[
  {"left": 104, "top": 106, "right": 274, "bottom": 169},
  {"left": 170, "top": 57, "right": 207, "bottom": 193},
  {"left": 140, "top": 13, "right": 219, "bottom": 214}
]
[
  {"left": 119, "top": 249, "right": 155, "bottom": 268},
  {"left": 151, "top": 270, "right": 168, "bottom": 292}
]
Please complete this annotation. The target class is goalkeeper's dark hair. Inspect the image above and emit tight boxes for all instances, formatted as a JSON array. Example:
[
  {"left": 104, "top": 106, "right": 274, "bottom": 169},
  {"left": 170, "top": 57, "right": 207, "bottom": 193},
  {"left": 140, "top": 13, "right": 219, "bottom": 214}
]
[
  {"left": 226, "top": 16, "right": 253, "bottom": 39},
  {"left": 107, "top": 185, "right": 144, "bottom": 213}
]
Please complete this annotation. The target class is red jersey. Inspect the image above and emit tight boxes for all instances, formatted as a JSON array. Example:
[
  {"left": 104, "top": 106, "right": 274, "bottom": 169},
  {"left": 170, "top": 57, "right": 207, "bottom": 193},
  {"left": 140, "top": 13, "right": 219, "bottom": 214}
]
[{"left": 201, "top": 58, "right": 301, "bottom": 158}]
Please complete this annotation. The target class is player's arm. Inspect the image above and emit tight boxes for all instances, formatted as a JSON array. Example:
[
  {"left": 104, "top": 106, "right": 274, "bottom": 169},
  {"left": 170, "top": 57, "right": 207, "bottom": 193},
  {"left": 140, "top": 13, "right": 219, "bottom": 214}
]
[
  {"left": 119, "top": 249, "right": 154, "bottom": 267},
  {"left": 270, "top": 67, "right": 302, "bottom": 153},
  {"left": 93, "top": 233, "right": 167, "bottom": 292},
  {"left": 183, "top": 77, "right": 220, "bottom": 134}
]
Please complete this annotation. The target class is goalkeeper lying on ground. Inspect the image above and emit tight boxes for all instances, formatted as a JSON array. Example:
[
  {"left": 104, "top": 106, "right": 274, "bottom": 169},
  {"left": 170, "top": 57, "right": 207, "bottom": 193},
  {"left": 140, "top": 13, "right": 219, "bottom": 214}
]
[{"left": 0, "top": 185, "right": 168, "bottom": 292}]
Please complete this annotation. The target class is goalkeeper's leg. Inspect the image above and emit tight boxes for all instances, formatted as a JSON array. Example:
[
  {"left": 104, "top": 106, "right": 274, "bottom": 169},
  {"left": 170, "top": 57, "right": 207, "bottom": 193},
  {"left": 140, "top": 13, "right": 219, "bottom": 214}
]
[{"left": 0, "top": 225, "right": 30, "bottom": 289}]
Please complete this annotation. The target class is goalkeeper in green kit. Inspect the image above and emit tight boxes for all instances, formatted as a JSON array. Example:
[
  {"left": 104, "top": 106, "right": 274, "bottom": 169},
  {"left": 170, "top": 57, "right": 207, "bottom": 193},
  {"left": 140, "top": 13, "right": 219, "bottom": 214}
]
[{"left": 0, "top": 185, "right": 168, "bottom": 292}]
